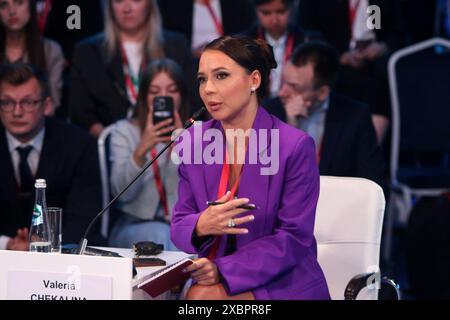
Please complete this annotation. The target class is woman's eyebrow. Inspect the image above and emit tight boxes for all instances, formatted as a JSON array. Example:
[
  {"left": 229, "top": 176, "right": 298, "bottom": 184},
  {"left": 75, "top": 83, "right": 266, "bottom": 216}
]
[{"left": 211, "top": 67, "right": 229, "bottom": 72}]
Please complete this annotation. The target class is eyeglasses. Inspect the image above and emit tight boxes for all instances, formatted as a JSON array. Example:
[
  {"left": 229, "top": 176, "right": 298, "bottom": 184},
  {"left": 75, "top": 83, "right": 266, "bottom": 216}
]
[
  {"left": 0, "top": 98, "right": 43, "bottom": 112},
  {"left": 284, "top": 82, "right": 319, "bottom": 95}
]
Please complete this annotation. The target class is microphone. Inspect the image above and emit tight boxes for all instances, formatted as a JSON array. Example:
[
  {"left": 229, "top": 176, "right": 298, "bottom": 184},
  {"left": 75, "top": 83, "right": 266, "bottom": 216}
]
[{"left": 76, "top": 107, "right": 206, "bottom": 255}]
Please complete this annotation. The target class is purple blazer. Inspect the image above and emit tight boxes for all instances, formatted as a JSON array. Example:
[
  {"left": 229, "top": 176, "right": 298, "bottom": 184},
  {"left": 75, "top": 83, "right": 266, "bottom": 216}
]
[{"left": 171, "top": 107, "right": 330, "bottom": 300}]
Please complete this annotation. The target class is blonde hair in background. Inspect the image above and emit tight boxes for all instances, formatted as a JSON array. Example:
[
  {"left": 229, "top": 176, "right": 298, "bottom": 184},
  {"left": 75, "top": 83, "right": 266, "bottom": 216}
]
[{"left": 103, "top": 0, "right": 165, "bottom": 61}]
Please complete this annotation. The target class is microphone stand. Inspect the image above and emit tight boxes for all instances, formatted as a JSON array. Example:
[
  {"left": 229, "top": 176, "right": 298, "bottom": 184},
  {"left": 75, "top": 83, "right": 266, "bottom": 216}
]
[{"left": 76, "top": 107, "right": 205, "bottom": 255}]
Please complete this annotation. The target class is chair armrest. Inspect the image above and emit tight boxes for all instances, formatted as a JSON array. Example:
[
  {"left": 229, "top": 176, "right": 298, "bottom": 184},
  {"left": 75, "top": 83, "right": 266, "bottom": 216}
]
[
  {"left": 344, "top": 272, "right": 375, "bottom": 300},
  {"left": 344, "top": 273, "right": 401, "bottom": 300},
  {"left": 379, "top": 277, "right": 401, "bottom": 300}
]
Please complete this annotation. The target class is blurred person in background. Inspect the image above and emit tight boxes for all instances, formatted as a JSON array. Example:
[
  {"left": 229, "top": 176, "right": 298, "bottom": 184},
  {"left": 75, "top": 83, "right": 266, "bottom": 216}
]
[
  {"left": 108, "top": 58, "right": 189, "bottom": 250},
  {"left": 0, "top": 63, "right": 104, "bottom": 251},
  {"left": 158, "top": 0, "right": 256, "bottom": 59},
  {"left": 298, "top": 0, "right": 406, "bottom": 144},
  {"left": 35, "top": 0, "right": 104, "bottom": 120},
  {"left": 68, "top": 0, "right": 193, "bottom": 137},
  {"left": 243, "top": 0, "right": 309, "bottom": 97},
  {"left": 265, "top": 41, "right": 385, "bottom": 187},
  {"left": 36, "top": 0, "right": 104, "bottom": 62},
  {"left": 0, "top": 0, "right": 65, "bottom": 112}
]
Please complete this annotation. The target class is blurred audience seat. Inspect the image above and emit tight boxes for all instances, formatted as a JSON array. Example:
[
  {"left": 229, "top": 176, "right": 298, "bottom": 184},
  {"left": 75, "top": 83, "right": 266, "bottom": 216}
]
[{"left": 383, "top": 37, "right": 450, "bottom": 260}]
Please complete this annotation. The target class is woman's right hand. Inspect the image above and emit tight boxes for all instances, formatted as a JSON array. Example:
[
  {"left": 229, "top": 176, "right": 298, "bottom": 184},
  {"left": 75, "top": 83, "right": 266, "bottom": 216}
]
[
  {"left": 195, "top": 191, "right": 255, "bottom": 237},
  {"left": 133, "top": 111, "right": 175, "bottom": 167}
]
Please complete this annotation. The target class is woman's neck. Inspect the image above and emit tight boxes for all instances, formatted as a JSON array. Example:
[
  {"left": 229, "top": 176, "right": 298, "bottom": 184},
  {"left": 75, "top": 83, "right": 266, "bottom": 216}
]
[
  {"left": 6, "top": 30, "right": 26, "bottom": 48},
  {"left": 119, "top": 28, "right": 146, "bottom": 43},
  {"left": 5, "top": 31, "right": 26, "bottom": 62},
  {"left": 221, "top": 101, "right": 258, "bottom": 132},
  {"left": 222, "top": 100, "right": 258, "bottom": 166}
]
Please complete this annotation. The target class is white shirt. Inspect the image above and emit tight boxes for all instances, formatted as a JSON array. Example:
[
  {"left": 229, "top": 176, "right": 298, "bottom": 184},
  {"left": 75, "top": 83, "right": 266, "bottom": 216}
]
[
  {"left": 122, "top": 41, "right": 143, "bottom": 80},
  {"left": 266, "top": 32, "right": 288, "bottom": 97},
  {"left": 122, "top": 41, "right": 143, "bottom": 115},
  {"left": 0, "top": 127, "right": 45, "bottom": 250},
  {"left": 6, "top": 127, "right": 45, "bottom": 185},
  {"left": 297, "top": 98, "right": 330, "bottom": 149},
  {"left": 349, "top": 0, "right": 376, "bottom": 49},
  {"left": 192, "top": 0, "right": 222, "bottom": 50}
]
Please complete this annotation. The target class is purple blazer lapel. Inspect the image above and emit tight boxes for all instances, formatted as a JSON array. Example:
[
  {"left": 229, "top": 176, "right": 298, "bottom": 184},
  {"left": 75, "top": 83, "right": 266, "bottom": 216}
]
[
  {"left": 202, "top": 161, "right": 222, "bottom": 201},
  {"left": 202, "top": 120, "right": 224, "bottom": 202},
  {"left": 237, "top": 108, "right": 273, "bottom": 219}
]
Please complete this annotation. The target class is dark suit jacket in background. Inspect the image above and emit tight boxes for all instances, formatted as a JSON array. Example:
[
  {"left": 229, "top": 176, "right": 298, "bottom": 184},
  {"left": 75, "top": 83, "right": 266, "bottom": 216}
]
[
  {"left": 399, "top": 0, "right": 440, "bottom": 44},
  {"left": 298, "top": 0, "right": 406, "bottom": 54},
  {"left": 263, "top": 94, "right": 385, "bottom": 187},
  {"left": 0, "top": 118, "right": 104, "bottom": 245},
  {"left": 242, "top": 23, "right": 308, "bottom": 47},
  {"left": 157, "top": 0, "right": 256, "bottom": 47},
  {"left": 68, "top": 31, "right": 194, "bottom": 130},
  {"left": 298, "top": 0, "right": 404, "bottom": 118},
  {"left": 43, "top": 0, "right": 104, "bottom": 62}
]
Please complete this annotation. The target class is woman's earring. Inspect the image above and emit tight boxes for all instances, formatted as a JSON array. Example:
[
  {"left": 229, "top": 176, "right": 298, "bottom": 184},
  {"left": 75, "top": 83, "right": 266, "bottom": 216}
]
[{"left": 251, "top": 87, "right": 256, "bottom": 94}]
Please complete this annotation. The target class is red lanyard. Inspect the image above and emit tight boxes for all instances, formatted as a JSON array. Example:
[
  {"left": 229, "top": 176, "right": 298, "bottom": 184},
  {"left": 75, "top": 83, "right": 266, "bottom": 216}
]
[
  {"left": 258, "top": 29, "right": 294, "bottom": 93},
  {"left": 283, "top": 34, "right": 295, "bottom": 64},
  {"left": 317, "top": 139, "right": 324, "bottom": 164},
  {"left": 120, "top": 44, "right": 146, "bottom": 105},
  {"left": 151, "top": 148, "right": 170, "bottom": 222},
  {"left": 348, "top": 0, "right": 361, "bottom": 38},
  {"left": 217, "top": 152, "right": 242, "bottom": 199},
  {"left": 37, "top": 0, "right": 52, "bottom": 33},
  {"left": 207, "top": 151, "right": 243, "bottom": 260},
  {"left": 203, "top": 0, "right": 224, "bottom": 36}
]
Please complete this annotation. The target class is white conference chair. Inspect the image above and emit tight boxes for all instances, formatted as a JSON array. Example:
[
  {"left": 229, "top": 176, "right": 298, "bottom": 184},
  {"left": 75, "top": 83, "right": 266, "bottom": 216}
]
[
  {"left": 98, "top": 124, "right": 116, "bottom": 239},
  {"left": 315, "top": 176, "right": 399, "bottom": 300}
]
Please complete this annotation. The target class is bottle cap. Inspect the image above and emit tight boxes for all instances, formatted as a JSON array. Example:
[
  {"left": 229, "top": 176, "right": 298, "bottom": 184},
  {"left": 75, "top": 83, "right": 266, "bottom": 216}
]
[{"left": 35, "top": 179, "right": 47, "bottom": 188}]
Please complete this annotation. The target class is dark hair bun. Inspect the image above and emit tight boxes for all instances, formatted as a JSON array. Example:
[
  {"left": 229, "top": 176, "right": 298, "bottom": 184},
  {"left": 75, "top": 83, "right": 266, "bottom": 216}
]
[
  {"left": 255, "top": 38, "right": 277, "bottom": 70},
  {"left": 204, "top": 35, "right": 278, "bottom": 101}
]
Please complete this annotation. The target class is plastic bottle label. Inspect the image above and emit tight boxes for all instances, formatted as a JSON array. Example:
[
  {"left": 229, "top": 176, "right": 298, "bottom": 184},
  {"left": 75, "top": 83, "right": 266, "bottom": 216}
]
[{"left": 32, "top": 204, "right": 44, "bottom": 225}]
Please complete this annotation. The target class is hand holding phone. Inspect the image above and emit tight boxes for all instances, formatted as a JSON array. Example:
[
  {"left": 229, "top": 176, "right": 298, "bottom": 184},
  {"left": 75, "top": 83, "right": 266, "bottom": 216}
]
[{"left": 153, "top": 96, "right": 174, "bottom": 137}]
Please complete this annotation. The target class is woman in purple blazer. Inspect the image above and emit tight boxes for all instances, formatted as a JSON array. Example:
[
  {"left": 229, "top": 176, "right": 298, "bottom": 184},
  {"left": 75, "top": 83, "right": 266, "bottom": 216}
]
[{"left": 170, "top": 35, "right": 330, "bottom": 300}]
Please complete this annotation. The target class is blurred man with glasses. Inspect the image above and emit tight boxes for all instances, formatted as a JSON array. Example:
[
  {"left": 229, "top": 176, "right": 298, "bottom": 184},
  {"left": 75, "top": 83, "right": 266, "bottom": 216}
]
[
  {"left": 264, "top": 41, "right": 385, "bottom": 187},
  {"left": 0, "top": 63, "right": 104, "bottom": 251}
]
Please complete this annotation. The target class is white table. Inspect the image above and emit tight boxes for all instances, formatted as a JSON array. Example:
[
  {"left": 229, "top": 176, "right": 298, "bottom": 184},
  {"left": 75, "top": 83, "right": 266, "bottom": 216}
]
[
  {"left": 96, "top": 247, "right": 193, "bottom": 300},
  {"left": 0, "top": 248, "right": 192, "bottom": 300}
]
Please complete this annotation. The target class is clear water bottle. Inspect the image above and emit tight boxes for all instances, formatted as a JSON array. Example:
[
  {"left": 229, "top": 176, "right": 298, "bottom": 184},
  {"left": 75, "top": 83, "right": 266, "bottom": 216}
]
[{"left": 29, "top": 179, "right": 51, "bottom": 253}]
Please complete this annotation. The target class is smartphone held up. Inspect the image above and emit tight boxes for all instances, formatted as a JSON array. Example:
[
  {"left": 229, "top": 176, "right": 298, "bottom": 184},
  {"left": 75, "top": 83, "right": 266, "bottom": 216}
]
[{"left": 153, "top": 96, "right": 174, "bottom": 137}]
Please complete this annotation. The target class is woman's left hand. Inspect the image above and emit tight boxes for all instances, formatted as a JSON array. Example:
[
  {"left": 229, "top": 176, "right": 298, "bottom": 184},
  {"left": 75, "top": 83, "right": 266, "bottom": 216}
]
[{"left": 184, "top": 258, "right": 220, "bottom": 286}]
